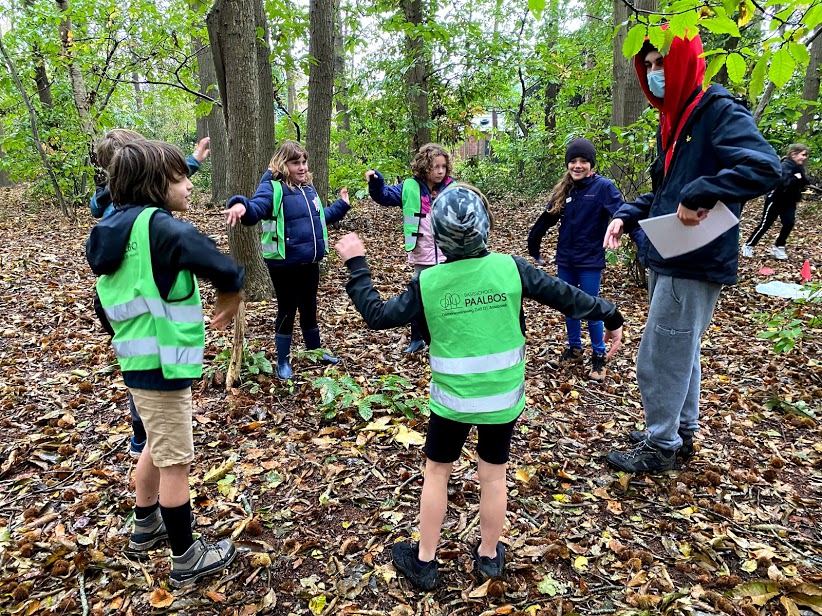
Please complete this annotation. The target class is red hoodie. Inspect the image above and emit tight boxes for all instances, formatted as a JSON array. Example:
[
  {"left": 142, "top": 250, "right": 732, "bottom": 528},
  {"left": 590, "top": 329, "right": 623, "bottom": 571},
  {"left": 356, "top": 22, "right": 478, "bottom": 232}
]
[{"left": 634, "top": 29, "right": 706, "bottom": 172}]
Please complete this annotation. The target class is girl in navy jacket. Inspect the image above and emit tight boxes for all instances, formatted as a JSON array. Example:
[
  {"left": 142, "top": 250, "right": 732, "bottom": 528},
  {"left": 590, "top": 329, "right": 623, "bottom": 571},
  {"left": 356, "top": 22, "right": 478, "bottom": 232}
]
[
  {"left": 528, "top": 138, "right": 631, "bottom": 382},
  {"left": 224, "top": 141, "right": 351, "bottom": 378}
]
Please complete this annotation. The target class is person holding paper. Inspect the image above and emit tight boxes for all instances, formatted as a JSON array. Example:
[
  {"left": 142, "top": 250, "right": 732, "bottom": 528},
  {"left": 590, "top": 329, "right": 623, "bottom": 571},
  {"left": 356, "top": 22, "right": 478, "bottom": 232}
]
[{"left": 602, "top": 29, "right": 781, "bottom": 473}]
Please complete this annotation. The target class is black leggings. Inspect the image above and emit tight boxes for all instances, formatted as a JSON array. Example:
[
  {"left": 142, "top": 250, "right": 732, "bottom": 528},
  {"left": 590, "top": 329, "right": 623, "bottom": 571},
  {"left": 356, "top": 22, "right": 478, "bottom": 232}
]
[
  {"left": 267, "top": 262, "right": 320, "bottom": 335},
  {"left": 746, "top": 198, "right": 797, "bottom": 247}
]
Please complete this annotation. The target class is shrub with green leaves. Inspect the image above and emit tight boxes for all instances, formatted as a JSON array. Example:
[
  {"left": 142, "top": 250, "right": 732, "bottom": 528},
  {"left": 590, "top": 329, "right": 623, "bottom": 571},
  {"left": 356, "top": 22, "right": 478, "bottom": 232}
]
[
  {"left": 312, "top": 370, "right": 428, "bottom": 421},
  {"left": 754, "top": 283, "right": 821, "bottom": 353}
]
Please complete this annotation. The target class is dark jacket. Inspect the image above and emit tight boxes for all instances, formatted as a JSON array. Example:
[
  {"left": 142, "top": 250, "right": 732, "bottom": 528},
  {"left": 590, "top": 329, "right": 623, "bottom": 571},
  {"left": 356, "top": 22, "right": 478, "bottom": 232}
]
[
  {"left": 90, "top": 155, "right": 201, "bottom": 219},
  {"left": 86, "top": 205, "right": 244, "bottom": 390},
  {"left": 343, "top": 253, "right": 624, "bottom": 340},
  {"left": 366, "top": 171, "right": 453, "bottom": 207},
  {"left": 769, "top": 157, "right": 810, "bottom": 206},
  {"left": 228, "top": 170, "right": 351, "bottom": 266},
  {"left": 528, "top": 174, "right": 623, "bottom": 269}
]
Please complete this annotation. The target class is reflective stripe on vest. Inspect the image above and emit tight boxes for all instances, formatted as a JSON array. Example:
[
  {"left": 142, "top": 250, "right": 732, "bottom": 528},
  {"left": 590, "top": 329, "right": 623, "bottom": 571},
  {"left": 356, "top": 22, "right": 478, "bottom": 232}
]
[
  {"left": 401, "top": 178, "right": 422, "bottom": 251},
  {"left": 97, "top": 207, "right": 205, "bottom": 380},
  {"left": 419, "top": 253, "right": 526, "bottom": 425}
]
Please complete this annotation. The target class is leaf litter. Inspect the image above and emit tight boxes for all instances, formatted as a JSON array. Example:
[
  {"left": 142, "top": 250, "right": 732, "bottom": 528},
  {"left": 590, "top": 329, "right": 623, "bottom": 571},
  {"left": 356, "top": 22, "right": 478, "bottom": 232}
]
[{"left": 0, "top": 189, "right": 820, "bottom": 615}]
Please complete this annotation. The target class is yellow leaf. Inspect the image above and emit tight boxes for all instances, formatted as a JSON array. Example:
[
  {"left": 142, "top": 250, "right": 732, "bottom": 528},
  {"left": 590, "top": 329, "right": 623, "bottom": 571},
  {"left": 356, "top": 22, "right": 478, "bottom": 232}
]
[
  {"left": 308, "top": 594, "right": 326, "bottom": 615},
  {"left": 573, "top": 555, "right": 588, "bottom": 572},
  {"left": 393, "top": 424, "right": 425, "bottom": 448},
  {"left": 250, "top": 552, "right": 272, "bottom": 568},
  {"left": 204, "top": 458, "right": 235, "bottom": 483},
  {"left": 362, "top": 416, "right": 392, "bottom": 431},
  {"left": 515, "top": 469, "right": 532, "bottom": 483},
  {"left": 552, "top": 494, "right": 568, "bottom": 502},
  {"left": 780, "top": 596, "right": 801, "bottom": 616},
  {"left": 149, "top": 589, "right": 175, "bottom": 608},
  {"left": 742, "top": 559, "right": 758, "bottom": 572}
]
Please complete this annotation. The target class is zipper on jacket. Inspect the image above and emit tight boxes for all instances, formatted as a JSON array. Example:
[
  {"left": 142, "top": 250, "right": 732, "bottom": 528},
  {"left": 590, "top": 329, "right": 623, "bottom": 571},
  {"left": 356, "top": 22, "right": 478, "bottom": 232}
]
[{"left": 299, "top": 186, "right": 319, "bottom": 262}]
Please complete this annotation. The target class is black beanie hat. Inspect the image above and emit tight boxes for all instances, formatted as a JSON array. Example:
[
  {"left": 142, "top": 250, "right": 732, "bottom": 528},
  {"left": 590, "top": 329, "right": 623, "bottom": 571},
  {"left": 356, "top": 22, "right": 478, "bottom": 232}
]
[{"left": 565, "top": 138, "right": 596, "bottom": 167}]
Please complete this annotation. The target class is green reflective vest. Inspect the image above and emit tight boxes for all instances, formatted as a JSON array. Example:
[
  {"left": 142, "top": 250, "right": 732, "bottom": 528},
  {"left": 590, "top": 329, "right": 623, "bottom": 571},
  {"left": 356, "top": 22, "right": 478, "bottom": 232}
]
[
  {"left": 419, "top": 253, "right": 526, "bottom": 424},
  {"left": 97, "top": 207, "right": 205, "bottom": 379},
  {"left": 261, "top": 181, "right": 328, "bottom": 260},
  {"left": 401, "top": 178, "right": 423, "bottom": 251}
]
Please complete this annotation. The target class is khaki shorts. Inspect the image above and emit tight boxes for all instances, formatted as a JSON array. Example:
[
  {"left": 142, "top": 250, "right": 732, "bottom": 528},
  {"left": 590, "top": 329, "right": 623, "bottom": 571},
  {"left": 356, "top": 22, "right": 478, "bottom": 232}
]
[{"left": 129, "top": 387, "right": 194, "bottom": 467}]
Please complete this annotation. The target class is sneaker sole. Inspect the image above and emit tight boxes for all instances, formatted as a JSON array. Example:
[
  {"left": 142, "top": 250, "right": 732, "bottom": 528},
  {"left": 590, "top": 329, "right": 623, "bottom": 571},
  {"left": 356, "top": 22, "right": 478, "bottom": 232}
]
[
  {"left": 127, "top": 532, "right": 169, "bottom": 556},
  {"left": 169, "top": 544, "right": 237, "bottom": 588}
]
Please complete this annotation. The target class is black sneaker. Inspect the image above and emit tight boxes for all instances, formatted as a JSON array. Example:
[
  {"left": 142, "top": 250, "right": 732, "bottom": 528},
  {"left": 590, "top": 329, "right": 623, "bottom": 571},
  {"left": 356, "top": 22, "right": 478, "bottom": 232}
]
[
  {"left": 391, "top": 542, "right": 438, "bottom": 591},
  {"left": 404, "top": 339, "right": 426, "bottom": 354},
  {"left": 589, "top": 353, "right": 607, "bottom": 381},
  {"left": 547, "top": 347, "right": 584, "bottom": 369},
  {"left": 606, "top": 439, "right": 676, "bottom": 473},
  {"left": 629, "top": 430, "right": 695, "bottom": 460},
  {"left": 472, "top": 542, "right": 505, "bottom": 580},
  {"left": 169, "top": 538, "right": 236, "bottom": 588}
]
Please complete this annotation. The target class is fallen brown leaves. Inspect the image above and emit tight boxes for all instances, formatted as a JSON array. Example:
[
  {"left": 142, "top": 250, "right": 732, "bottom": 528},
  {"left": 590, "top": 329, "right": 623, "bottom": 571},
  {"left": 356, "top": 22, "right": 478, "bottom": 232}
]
[{"left": 0, "top": 189, "right": 820, "bottom": 615}]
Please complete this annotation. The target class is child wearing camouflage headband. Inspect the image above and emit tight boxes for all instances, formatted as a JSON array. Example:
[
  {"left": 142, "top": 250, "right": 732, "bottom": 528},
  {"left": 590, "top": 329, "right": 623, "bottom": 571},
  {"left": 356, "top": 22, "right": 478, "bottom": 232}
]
[{"left": 336, "top": 183, "right": 625, "bottom": 590}]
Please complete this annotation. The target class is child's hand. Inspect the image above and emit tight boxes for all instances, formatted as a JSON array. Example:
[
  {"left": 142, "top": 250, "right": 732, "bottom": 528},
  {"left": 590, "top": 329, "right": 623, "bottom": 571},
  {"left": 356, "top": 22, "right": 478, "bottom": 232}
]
[
  {"left": 364, "top": 170, "right": 377, "bottom": 182},
  {"left": 340, "top": 187, "right": 349, "bottom": 205},
  {"left": 604, "top": 326, "right": 623, "bottom": 359},
  {"left": 222, "top": 203, "right": 246, "bottom": 227},
  {"left": 335, "top": 233, "right": 365, "bottom": 262},
  {"left": 603, "top": 219, "right": 624, "bottom": 249},
  {"left": 211, "top": 290, "right": 245, "bottom": 330},
  {"left": 193, "top": 137, "right": 211, "bottom": 163}
]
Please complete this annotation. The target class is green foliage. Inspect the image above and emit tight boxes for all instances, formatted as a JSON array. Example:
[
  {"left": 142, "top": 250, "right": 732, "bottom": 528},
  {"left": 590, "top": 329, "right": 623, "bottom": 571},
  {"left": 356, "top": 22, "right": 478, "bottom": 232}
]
[
  {"left": 754, "top": 283, "right": 822, "bottom": 354},
  {"left": 312, "top": 369, "right": 427, "bottom": 422},
  {"left": 205, "top": 340, "right": 274, "bottom": 392}
]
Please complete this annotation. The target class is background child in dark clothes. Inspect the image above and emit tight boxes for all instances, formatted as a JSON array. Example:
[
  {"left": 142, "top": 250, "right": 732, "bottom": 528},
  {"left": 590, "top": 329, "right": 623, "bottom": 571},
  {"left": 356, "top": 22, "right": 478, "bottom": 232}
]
[
  {"left": 86, "top": 140, "right": 244, "bottom": 587},
  {"left": 365, "top": 143, "right": 454, "bottom": 354},
  {"left": 336, "top": 183, "right": 624, "bottom": 591},
  {"left": 742, "top": 143, "right": 811, "bottom": 260},
  {"left": 223, "top": 140, "right": 351, "bottom": 378},
  {"left": 527, "top": 138, "right": 644, "bottom": 381}
]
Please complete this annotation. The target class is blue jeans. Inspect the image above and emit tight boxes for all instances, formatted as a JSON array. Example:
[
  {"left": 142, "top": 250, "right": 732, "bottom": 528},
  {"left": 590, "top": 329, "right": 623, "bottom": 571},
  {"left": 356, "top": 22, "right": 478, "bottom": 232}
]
[{"left": 556, "top": 266, "right": 605, "bottom": 354}]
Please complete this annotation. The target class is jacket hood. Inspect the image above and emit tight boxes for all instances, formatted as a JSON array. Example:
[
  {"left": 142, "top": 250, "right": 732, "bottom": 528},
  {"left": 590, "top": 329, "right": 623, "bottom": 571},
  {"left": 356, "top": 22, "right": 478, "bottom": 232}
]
[
  {"left": 86, "top": 206, "right": 149, "bottom": 275},
  {"left": 635, "top": 28, "right": 706, "bottom": 153}
]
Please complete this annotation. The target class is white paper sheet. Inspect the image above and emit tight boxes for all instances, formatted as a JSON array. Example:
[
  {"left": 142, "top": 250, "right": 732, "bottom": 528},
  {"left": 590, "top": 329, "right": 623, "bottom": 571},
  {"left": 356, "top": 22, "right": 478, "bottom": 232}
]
[{"left": 638, "top": 201, "right": 739, "bottom": 259}]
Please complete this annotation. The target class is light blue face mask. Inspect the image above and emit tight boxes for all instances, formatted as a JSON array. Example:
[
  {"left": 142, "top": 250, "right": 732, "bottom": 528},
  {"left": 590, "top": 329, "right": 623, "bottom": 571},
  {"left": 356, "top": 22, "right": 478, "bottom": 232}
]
[{"left": 647, "top": 70, "right": 665, "bottom": 98}]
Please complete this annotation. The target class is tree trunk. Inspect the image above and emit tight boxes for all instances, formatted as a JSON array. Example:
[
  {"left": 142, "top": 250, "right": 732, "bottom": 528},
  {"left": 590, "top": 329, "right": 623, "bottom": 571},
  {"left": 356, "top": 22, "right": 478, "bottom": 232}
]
[
  {"left": 334, "top": 1, "right": 351, "bottom": 155},
  {"left": 543, "top": 82, "right": 559, "bottom": 131},
  {"left": 753, "top": 81, "right": 777, "bottom": 126},
  {"left": 797, "top": 29, "right": 822, "bottom": 134},
  {"left": 306, "top": 0, "right": 334, "bottom": 206},
  {"left": 24, "top": 0, "right": 54, "bottom": 109},
  {"left": 0, "top": 123, "right": 11, "bottom": 187},
  {"left": 207, "top": 0, "right": 273, "bottom": 304},
  {"left": 253, "top": 0, "right": 277, "bottom": 173},
  {"left": 401, "top": 0, "right": 431, "bottom": 151}
]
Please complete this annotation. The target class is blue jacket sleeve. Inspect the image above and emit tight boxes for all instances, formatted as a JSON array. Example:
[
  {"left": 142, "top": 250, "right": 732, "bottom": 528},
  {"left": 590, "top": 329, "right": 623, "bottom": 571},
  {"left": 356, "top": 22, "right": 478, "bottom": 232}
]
[
  {"left": 603, "top": 181, "right": 624, "bottom": 217},
  {"left": 679, "top": 102, "right": 781, "bottom": 210},
  {"left": 527, "top": 208, "right": 560, "bottom": 259},
  {"left": 614, "top": 191, "right": 654, "bottom": 231},
  {"left": 368, "top": 171, "right": 403, "bottom": 207},
  {"left": 227, "top": 172, "right": 274, "bottom": 225},
  {"left": 186, "top": 155, "right": 201, "bottom": 177},
  {"left": 324, "top": 197, "right": 351, "bottom": 224},
  {"left": 90, "top": 183, "right": 111, "bottom": 219}
]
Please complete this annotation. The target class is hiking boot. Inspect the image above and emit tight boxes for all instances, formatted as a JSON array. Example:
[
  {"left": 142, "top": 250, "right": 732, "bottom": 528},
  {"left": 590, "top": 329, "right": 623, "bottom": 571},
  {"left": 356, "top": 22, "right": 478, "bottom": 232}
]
[
  {"left": 741, "top": 245, "right": 754, "bottom": 258},
  {"left": 391, "top": 542, "right": 438, "bottom": 591},
  {"left": 472, "top": 542, "right": 505, "bottom": 580},
  {"left": 128, "top": 509, "right": 167, "bottom": 555},
  {"left": 404, "top": 339, "right": 426, "bottom": 354},
  {"left": 169, "top": 538, "right": 237, "bottom": 588},
  {"left": 589, "top": 353, "right": 607, "bottom": 382},
  {"left": 129, "top": 437, "right": 146, "bottom": 458},
  {"left": 628, "top": 430, "right": 695, "bottom": 460},
  {"left": 547, "top": 347, "right": 584, "bottom": 369},
  {"left": 606, "top": 439, "right": 676, "bottom": 473},
  {"left": 770, "top": 245, "right": 788, "bottom": 260}
]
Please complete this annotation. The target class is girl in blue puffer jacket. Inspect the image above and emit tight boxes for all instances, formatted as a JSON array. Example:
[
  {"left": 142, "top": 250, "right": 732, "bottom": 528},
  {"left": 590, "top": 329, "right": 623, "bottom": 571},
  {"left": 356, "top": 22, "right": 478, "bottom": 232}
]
[
  {"left": 528, "top": 138, "right": 643, "bottom": 382},
  {"left": 223, "top": 140, "right": 351, "bottom": 378}
]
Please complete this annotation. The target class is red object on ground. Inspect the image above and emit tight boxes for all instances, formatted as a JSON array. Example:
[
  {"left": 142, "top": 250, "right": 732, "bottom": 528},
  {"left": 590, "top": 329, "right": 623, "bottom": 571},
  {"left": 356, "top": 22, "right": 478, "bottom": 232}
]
[
  {"left": 801, "top": 260, "right": 811, "bottom": 283},
  {"left": 758, "top": 267, "right": 774, "bottom": 275}
]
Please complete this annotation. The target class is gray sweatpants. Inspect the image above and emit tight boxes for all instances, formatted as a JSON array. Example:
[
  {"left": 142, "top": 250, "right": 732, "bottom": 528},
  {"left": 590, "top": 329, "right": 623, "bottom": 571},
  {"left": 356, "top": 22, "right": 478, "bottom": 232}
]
[{"left": 636, "top": 272, "right": 722, "bottom": 451}]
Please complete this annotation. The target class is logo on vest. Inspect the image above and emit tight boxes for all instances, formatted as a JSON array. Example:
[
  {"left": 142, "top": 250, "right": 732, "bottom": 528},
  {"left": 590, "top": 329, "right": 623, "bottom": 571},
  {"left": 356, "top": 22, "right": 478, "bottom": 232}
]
[{"left": 440, "top": 293, "right": 461, "bottom": 310}]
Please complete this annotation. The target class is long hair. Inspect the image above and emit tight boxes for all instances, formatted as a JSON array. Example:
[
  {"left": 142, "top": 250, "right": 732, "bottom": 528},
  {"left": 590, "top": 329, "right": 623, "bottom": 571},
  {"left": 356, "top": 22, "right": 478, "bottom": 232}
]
[
  {"left": 96, "top": 129, "right": 146, "bottom": 170},
  {"left": 546, "top": 172, "right": 575, "bottom": 216},
  {"left": 109, "top": 140, "right": 189, "bottom": 207},
  {"left": 411, "top": 143, "right": 453, "bottom": 182},
  {"left": 786, "top": 143, "right": 808, "bottom": 159},
  {"left": 269, "top": 140, "right": 313, "bottom": 187}
]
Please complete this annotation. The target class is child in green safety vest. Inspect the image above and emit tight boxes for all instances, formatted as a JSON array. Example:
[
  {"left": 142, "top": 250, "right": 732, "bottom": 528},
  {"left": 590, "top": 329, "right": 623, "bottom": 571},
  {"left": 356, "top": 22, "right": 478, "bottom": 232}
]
[
  {"left": 365, "top": 143, "right": 454, "bottom": 354},
  {"left": 336, "top": 183, "right": 625, "bottom": 590},
  {"left": 86, "top": 140, "right": 244, "bottom": 587}
]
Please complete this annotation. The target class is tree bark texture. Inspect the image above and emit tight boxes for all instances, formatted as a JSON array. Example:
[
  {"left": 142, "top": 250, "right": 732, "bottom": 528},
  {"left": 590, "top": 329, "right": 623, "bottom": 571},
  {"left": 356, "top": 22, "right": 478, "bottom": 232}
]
[
  {"left": 797, "top": 30, "right": 822, "bottom": 134},
  {"left": 253, "top": 0, "right": 277, "bottom": 173},
  {"left": 306, "top": 0, "right": 334, "bottom": 206},
  {"left": 207, "top": 0, "right": 273, "bottom": 302},
  {"left": 401, "top": 0, "right": 432, "bottom": 152}
]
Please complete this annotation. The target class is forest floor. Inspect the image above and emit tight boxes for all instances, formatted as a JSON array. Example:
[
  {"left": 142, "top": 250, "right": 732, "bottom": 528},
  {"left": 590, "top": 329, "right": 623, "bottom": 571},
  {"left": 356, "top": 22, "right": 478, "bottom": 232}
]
[{"left": 0, "top": 188, "right": 820, "bottom": 616}]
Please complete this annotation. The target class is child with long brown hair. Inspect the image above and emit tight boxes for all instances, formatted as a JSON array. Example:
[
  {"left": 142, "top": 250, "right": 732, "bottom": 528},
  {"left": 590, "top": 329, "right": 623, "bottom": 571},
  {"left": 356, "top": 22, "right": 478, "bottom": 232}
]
[
  {"left": 365, "top": 143, "right": 455, "bottom": 354},
  {"left": 223, "top": 140, "right": 351, "bottom": 378}
]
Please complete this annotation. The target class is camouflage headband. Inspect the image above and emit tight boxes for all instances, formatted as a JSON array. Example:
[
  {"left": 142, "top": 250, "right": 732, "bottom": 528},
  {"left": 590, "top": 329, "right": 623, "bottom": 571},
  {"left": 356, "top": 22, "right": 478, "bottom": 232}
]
[{"left": 431, "top": 185, "right": 490, "bottom": 259}]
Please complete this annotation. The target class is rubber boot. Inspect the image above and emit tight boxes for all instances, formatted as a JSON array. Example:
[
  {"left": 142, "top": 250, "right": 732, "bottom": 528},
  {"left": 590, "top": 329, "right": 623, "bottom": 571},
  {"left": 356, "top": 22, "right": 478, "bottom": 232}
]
[
  {"left": 303, "top": 327, "right": 339, "bottom": 365},
  {"left": 404, "top": 320, "right": 426, "bottom": 354},
  {"left": 275, "top": 334, "right": 294, "bottom": 379}
]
